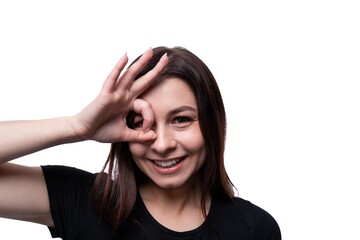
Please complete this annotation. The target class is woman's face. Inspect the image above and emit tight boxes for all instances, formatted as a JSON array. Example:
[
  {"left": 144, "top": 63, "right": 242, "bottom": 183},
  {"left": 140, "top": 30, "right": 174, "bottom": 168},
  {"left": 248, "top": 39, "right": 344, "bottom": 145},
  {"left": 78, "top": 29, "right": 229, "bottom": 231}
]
[{"left": 129, "top": 77, "right": 206, "bottom": 189}]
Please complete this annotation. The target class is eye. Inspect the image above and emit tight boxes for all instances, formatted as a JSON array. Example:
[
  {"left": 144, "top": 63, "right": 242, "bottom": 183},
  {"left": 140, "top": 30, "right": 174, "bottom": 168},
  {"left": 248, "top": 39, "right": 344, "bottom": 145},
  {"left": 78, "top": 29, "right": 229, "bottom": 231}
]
[
  {"left": 133, "top": 120, "right": 143, "bottom": 129},
  {"left": 172, "top": 116, "right": 192, "bottom": 125},
  {"left": 132, "top": 116, "right": 144, "bottom": 129}
]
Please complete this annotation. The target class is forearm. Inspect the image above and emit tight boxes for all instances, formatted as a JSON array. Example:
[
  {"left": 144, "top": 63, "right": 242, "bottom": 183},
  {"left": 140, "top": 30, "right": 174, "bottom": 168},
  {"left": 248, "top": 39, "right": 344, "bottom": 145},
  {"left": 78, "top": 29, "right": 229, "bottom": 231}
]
[
  {"left": 0, "top": 117, "right": 81, "bottom": 164},
  {"left": 0, "top": 49, "right": 168, "bottom": 164}
]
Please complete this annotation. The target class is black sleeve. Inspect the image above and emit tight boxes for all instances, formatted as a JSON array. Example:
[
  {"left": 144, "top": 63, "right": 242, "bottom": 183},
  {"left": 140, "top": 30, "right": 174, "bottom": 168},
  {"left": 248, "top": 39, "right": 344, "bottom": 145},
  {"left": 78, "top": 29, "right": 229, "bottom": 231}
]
[
  {"left": 41, "top": 165, "right": 96, "bottom": 239},
  {"left": 252, "top": 203, "right": 282, "bottom": 240},
  {"left": 215, "top": 197, "right": 281, "bottom": 240}
]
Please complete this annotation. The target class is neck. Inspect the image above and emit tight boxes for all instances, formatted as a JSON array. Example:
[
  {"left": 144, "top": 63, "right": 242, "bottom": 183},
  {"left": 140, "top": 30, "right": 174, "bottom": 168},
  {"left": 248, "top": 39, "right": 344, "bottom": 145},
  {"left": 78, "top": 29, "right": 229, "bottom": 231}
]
[
  {"left": 138, "top": 177, "right": 211, "bottom": 231},
  {"left": 140, "top": 178, "right": 202, "bottom": 209}
]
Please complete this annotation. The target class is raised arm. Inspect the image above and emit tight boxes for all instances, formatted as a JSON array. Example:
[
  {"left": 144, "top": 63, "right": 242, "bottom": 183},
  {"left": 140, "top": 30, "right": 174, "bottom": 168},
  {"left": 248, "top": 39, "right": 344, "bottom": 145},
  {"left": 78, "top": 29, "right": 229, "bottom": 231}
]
[
  {"left": 0, "top": 48, "right": 168, "bottom": 226},
  {"left": 0, "top": 48, "right": 168, "bottom": 163}
]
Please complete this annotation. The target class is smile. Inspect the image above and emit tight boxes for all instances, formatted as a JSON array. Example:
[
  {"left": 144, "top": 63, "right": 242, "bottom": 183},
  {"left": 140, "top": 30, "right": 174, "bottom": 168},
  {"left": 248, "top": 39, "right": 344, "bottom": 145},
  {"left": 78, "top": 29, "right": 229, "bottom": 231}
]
[{"left": 152, "top": 157, "right": 185, "bottom": 168}]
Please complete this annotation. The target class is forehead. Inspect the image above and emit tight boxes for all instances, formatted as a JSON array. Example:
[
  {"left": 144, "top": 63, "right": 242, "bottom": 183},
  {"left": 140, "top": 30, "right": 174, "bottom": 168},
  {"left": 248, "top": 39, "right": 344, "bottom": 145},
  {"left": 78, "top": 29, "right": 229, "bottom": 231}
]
[{"left": 140, "top": 77, "right": 197, "bottom": 109}]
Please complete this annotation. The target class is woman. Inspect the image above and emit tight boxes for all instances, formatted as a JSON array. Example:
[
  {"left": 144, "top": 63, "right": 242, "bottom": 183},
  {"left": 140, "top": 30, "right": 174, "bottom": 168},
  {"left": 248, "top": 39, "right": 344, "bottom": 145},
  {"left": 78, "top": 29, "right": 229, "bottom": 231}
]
[{"left": 0, "top": 46, "right": 281, "bottom": 239}]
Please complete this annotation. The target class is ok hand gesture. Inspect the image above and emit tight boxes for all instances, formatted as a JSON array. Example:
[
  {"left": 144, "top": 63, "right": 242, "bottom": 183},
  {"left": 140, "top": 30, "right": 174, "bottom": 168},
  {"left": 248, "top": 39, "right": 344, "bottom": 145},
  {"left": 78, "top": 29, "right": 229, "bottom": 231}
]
[{"left": 71, "top": 48, "right": 168, "bottom": 143}]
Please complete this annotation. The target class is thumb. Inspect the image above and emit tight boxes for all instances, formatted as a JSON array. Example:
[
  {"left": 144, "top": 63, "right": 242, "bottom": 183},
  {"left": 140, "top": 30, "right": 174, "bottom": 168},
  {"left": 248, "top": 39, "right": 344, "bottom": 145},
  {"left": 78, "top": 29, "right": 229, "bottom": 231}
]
[{"left": 124, "top": 129, "right": 157, "bottom": 143}]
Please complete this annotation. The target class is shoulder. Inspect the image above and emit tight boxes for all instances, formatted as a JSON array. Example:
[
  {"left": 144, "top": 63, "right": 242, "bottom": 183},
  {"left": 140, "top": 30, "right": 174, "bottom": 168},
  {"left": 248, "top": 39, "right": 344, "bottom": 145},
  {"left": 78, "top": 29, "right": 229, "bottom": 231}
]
[
  {"left": 40, "top": 165, "right": 98, "bottom": 196},
  {"left": 40, "top": 165, "right": 104, "bottom": 238},
  {"left": 213, "top": 197, "right": 281, "bottom": 240},
  {"left": 215, "top": 197, "right": 270, "bottom": 216},
  {"left": 41, "top": 165, "right": 96, "bottom": 183}
]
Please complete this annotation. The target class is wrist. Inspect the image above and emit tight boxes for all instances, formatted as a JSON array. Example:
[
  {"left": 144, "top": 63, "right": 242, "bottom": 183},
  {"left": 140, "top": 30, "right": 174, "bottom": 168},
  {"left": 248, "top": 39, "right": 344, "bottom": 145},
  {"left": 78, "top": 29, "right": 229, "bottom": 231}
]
[{"left": 61, "top": 116, "right": 88, "bottom": 143}]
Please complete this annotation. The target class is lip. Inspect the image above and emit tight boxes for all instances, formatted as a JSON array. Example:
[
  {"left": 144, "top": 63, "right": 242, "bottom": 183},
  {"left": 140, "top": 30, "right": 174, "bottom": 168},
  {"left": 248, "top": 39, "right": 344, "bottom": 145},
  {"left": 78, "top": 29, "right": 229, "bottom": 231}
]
[
  {"left": 148, "top": 156, "right": 186, "bottom": 174},
  {"left": 148, "top": 156, "right": 186, "bottom": 162}
]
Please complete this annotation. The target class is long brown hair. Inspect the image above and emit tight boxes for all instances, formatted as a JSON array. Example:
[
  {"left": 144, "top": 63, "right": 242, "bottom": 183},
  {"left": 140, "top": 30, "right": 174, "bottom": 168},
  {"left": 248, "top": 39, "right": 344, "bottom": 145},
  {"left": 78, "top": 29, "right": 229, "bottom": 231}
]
[{"left": 91, "top": 46, "right": 235, "bottom": 231}]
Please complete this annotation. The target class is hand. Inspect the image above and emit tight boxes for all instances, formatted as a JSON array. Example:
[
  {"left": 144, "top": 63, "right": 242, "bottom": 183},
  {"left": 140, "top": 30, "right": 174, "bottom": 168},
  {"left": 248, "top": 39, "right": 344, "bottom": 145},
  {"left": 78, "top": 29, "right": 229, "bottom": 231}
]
[{"left": 70, "top": 48, "right": 168, "bottom": 143}]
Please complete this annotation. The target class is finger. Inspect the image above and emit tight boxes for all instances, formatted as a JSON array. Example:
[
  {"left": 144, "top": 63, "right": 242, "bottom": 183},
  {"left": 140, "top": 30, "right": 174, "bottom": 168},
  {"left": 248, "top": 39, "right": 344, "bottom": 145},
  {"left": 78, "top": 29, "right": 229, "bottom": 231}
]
[
  {"left": 137, "top": 130, "right": 157, "bottom": 142},
  {"left": 133, "top": 98, "right": 154, "bottom": 132},
  {"left": 130, "top": 52, "right": 168, "bottom": 96},
  {"left": 116, "top": 48, "right": 154, "bottom": 90},
  {"left": 123, "top": 128, "right": 157, "bottom": 143},
  {"left": 102, "top": 54, "right": 129, "bottom": 92}
]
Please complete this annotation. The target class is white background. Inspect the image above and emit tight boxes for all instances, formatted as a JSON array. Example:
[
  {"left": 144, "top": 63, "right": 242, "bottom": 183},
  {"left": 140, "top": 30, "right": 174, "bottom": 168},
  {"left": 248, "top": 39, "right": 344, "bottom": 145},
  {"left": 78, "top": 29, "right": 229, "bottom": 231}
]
[{"left": 1, "top": 1, "right": 359, "bottom": 239}]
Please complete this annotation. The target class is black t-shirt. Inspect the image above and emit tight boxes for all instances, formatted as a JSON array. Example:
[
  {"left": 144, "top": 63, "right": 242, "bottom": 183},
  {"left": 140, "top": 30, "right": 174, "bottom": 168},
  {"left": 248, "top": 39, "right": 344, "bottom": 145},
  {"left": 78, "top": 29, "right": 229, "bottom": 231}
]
[{"left": 41, "top": 165, "right": 281, "bottom": 240}]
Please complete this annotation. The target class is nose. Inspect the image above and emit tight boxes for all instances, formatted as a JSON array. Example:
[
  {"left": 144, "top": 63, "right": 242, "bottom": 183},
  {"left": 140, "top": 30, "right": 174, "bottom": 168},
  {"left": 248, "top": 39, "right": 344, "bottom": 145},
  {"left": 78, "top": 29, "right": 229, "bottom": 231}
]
[{"left": 150, "top": 125, "right": 177, "bottom": 154}]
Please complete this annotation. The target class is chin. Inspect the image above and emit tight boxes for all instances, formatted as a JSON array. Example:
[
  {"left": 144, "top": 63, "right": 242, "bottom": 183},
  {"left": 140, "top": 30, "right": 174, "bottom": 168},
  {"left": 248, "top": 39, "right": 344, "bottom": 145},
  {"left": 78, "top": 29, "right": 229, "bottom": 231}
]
[
  {"left": 153, "top": 180, "right": 184, "bottom": 189},
  {"left": 150, "top": 175, "right": 196, "bottom": 190}
]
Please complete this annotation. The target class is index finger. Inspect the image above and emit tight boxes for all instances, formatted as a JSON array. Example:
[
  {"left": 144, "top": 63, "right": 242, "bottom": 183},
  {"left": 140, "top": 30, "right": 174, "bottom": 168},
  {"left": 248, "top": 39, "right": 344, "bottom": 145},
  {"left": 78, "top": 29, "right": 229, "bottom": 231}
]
[
  {"left": 132, "top": 98, "right": 154, "bottom": 133},
  {"left": 116, "top": 48, "right": 154, "bottom": 90},
  {"left": 102, "top": 54, "right": 129, "bottom": 92},
  {"left": 130, "top": 52, "right": 169, "bottom": 96}
]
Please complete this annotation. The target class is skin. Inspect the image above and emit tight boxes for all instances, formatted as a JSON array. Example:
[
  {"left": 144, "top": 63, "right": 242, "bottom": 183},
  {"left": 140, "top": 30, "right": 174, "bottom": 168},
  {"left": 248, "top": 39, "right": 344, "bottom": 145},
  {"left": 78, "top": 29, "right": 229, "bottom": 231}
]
[
  {"left": 129, "top": 77, "right": 209, "bottom": 231},
  {"left": 0, "top": 48, "right": 169, "bottom": 227}
]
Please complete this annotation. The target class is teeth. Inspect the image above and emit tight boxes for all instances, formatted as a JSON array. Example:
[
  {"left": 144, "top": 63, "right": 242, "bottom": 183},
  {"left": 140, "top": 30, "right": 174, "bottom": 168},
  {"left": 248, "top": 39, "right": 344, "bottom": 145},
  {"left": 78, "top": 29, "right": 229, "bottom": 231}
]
[{"left": 154, "top": 158, "right": 181, "bottom": 168}]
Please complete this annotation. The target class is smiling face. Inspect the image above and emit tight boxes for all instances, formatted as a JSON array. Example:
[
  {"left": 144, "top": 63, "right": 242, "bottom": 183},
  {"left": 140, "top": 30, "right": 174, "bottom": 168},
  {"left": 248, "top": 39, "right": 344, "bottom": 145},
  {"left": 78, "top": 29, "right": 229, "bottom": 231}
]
[{"left": 129, "top": 77, "right": 206, "bottom": 189}]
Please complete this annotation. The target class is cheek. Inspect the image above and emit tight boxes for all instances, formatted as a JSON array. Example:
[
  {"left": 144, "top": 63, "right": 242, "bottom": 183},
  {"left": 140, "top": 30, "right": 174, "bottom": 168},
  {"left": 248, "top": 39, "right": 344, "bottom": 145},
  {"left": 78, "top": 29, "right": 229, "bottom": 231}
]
[
  {"left": 182, "top": 128, "right": 205, "bottom": 151},
  {"left": 128, "top": 143, "right": 146, "bottom": 159},
  {"left": 182, "top": 126, "right": 205, "bottom": 148}
]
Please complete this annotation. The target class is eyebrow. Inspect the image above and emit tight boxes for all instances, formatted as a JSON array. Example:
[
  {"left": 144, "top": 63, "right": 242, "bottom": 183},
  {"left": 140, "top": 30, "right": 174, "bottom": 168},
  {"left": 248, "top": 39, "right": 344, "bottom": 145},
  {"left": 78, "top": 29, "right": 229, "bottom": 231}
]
[
  {"left": 133, "top": 105, "right": 198, "bottom": 120},
  {"left": 168, "top": 105, "right": 198, "bottom": 116}
]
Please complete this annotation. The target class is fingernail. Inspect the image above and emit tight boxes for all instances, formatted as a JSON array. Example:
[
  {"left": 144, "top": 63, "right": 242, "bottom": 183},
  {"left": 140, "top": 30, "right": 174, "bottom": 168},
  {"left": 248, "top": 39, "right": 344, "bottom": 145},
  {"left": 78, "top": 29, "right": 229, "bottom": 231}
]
[
  {"left": 148, "top": 131, "right": 156, "bottom": 140},
  {"left": 121, "top": 52, "right": 127, "bottom": 60},
  {"left": 160, "top": 52, "right": 168, "bottom": 60}
]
